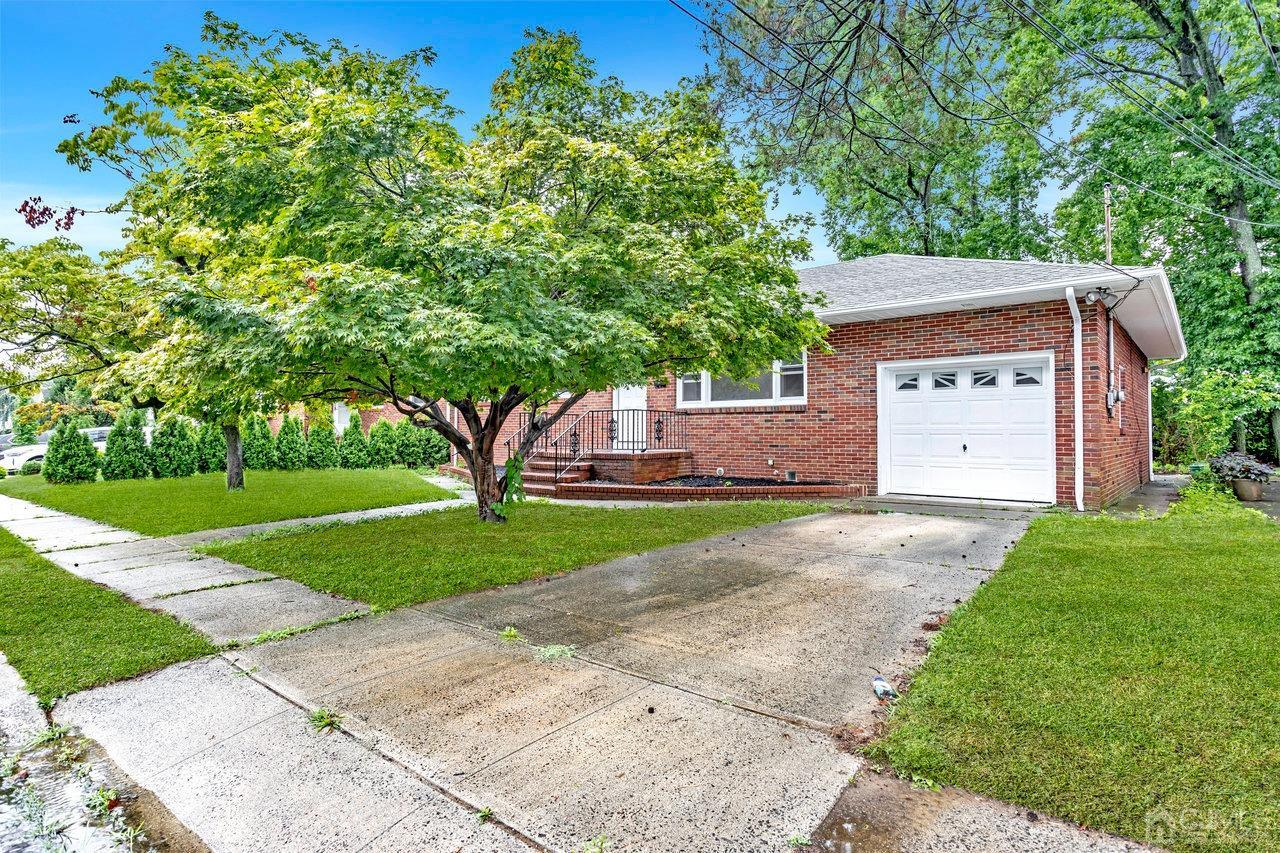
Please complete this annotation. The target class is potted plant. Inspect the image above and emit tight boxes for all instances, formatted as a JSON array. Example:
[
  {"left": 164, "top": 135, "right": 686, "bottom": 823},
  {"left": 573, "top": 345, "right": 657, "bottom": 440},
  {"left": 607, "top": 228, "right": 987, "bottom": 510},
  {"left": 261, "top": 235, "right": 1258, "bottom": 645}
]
[{"left": 1209, "top": 452, "right": 1274, "bottom": 501}]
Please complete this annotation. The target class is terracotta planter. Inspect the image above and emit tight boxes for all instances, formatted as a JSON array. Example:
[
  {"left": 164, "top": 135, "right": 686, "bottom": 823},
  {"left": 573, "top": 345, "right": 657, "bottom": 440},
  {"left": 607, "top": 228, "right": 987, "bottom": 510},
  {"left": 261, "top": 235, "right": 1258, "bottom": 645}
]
[{"left": 1232, "top": 479, "right": 1265, "bottom": 501}]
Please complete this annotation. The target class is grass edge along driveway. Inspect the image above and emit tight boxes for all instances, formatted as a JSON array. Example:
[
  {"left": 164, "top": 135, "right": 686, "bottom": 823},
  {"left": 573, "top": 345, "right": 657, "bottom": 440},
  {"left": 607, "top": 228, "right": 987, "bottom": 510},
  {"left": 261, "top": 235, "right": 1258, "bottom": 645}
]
[
  {"left": 869, "top": 488, "right": 1280, "bottom": 853},
  {"left": 204, "top": 500, "right": 824, "bottom": 610},
  {"left": 0, "top": 528, "right": 215, "bottom": 704},
  {"left": 0, "top": 469, "right": 455, "bottom": 536}
]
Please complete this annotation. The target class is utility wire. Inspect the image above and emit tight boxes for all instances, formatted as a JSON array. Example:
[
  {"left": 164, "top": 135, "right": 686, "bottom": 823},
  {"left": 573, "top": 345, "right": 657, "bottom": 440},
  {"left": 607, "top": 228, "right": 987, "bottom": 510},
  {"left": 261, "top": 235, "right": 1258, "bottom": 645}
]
[
  {"left": 669, "top": 0, "right": 1143, "bottom": 282},
  {"left": 1005, "top": 0, "right": 1280, "bottom": 188},
  {"left": 818, "top": 0, "right": 1280, "bottom": 228},
  {"left": 1242, "top": 0, "right": 1280, "bottom": 80},
  {"left": 996, "top": 0, "right": 1280, "bottom": 191}
]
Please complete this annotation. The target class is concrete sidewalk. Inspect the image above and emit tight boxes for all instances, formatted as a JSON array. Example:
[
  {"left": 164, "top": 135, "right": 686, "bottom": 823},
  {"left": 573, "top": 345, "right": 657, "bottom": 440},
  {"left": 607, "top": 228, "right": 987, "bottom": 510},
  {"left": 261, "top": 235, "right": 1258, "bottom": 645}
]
[
  {"left": 0, "top": 484, "right": 482, "bottom": 644},
  {"left": 7, "top": 493, "right": 1156, "bottom": 851},
  {"left": 0, "top": 494, "right": 368, "bottom": 645}
]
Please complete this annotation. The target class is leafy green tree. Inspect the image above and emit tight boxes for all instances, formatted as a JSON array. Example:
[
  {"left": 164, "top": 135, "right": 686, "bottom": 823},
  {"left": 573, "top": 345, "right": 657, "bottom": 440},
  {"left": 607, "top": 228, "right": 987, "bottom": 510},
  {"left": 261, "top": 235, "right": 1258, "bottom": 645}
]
[
  {"left": 143, "top": 22, "right": 823, "bottom": 521},
  {"left": 367, "top": 419, "right": 398, "bottom": 468},
  {"left": 306, "top": 424, "right": 340, "bottom": 469},
  {"left": 241, "top": 415, "right": 276, "bottom": 470},
  {"left": 150, "top": 418, "right": 198, "bottom": 478},
  {"left": 1156, "top": 369, "right": 1280, "bottom": 464},
  {"left": 0, "top": 239, "right": 158, "bottom": 394},
  {"left": 274, "top": 415, "right": 308, "bottom": 470},
  {"left": 706, "top": 1, "right": 1052, "bottom": 260},
  {"left": 338, "top": 422, "right": 370, "bottom": 469},
  {"left": 42, "top": 420, "right": 99, "bottom": 484},
  {"left": 1015, "top": 0, "right": 1280, "bottom": 457},
  {"left": 101, "top": 409, "right": 151, "bottom": 480},
  {"left": 196, "top": 420, "right": 228, "bottom": 473}
]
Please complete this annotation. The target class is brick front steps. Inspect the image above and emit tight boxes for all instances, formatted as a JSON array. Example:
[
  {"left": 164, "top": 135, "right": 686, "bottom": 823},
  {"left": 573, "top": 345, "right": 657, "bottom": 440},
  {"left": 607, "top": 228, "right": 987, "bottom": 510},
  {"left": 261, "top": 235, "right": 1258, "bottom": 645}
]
[{"left": 439, "top": 464, "right": 865, "bottom": 501}]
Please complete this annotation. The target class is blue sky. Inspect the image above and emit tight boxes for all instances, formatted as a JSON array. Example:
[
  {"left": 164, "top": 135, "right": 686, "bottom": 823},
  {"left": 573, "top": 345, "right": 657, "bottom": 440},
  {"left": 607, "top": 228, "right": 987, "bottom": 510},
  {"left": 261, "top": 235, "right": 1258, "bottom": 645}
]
[{"left": 0, "top": 0, "right": 836, "bottom": 264}]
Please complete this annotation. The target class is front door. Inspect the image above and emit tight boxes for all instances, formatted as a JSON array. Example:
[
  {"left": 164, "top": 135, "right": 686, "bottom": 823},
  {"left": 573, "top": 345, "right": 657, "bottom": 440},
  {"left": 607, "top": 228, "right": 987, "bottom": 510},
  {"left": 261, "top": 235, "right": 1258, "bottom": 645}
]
[{"left": 612, "top": 385, "right": 648, "bottom": 451}]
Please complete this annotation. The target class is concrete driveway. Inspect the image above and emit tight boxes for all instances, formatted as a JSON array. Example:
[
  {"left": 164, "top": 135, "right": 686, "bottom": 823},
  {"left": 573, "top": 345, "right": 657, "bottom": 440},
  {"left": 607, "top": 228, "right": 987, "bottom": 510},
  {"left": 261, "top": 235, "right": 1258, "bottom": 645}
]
[{"left": 59, "top": 508, "right": 1035, "bottom": 851}]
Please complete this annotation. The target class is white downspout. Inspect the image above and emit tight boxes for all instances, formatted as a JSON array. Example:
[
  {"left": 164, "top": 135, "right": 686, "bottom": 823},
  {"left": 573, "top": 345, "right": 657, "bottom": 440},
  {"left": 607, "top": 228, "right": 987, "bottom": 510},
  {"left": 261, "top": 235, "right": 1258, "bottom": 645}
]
[
  {"left": 1149, "top": 350, "right": 1187, "bottom": 484},
  {"left": 1065, "top": 287, "right": 1085, "bottom": 511}
]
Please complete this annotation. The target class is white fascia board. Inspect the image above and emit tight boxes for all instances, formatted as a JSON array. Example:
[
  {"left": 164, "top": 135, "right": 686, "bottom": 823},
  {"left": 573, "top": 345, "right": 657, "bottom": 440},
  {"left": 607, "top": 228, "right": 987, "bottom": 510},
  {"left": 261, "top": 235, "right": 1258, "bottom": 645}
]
[{"left": 815, "top": 266, "right": 1186, "bottom": 361}]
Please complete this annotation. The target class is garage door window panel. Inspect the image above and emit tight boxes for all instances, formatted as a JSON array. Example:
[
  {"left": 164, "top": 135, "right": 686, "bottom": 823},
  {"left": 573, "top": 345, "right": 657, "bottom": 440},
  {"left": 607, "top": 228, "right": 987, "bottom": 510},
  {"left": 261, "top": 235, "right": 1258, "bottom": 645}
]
[
  {"left": 971, "top": 369, "right": 999, "bottom": 388},
  {"left": 1014, "top": 367, "right": 1043, "bottom": 387}
]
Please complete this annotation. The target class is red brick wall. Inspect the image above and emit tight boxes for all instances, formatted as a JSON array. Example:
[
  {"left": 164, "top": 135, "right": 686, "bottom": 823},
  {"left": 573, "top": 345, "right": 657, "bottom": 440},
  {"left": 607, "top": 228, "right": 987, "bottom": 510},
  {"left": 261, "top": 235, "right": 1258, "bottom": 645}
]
[
  {"left": 359, "top": 403, "right": 404, "bottom": 432},
  {"left": 636, "top": 298, "right": 1150, "bottom": 509},
  {"left": 1083, "top": 314, "right": 1151, "bottom": 507}
]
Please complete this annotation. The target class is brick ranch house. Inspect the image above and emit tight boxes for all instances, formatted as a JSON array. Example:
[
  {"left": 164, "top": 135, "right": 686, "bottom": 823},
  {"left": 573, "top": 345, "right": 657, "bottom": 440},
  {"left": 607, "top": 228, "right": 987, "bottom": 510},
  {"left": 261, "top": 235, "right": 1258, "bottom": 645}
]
[{"left": 390, "top": 254, "right": 1185, "bottom": 510}]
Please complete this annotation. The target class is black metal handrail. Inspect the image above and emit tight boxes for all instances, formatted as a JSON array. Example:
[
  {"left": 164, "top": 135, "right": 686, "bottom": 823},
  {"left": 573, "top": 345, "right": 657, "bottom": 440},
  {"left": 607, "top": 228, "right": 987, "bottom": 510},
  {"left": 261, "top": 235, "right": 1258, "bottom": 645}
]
[{"left": 504, "top": 408, "right": 689, "bottom": 482}]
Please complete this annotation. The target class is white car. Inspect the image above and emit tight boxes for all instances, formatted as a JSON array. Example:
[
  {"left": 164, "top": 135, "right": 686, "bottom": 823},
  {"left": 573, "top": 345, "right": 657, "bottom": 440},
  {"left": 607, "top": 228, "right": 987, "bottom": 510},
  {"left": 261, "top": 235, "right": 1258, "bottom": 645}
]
[{"left": 1, "top": 426, "right": 114, "bottom": 475}]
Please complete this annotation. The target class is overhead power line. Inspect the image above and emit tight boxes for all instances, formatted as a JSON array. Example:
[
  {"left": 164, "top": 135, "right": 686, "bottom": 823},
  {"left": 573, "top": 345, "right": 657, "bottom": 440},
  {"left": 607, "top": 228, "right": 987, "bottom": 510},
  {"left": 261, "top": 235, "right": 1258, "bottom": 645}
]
[{"left": 996, "top": 0, "right": 1280, "bottom": 192}]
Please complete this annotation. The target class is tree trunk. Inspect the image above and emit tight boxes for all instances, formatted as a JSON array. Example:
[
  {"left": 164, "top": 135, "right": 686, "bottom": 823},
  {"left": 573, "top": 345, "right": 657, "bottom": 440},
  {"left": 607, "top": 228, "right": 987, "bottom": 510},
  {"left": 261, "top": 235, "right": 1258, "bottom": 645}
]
[
  {"left": 466, "top": 448, "right": 506, "bottom": 523},
  {"left": 1226, "top": 186, "right": 1265, "bottom": 295},
  {"left": 223, "top": 422, "right": 245, "bottom": 491},
  {"left": 1236, "top": 418, "right": 1248, "bottom": 453},
  {"left": 1271, "top": 409, "right": 1280, "bottom": 464}
]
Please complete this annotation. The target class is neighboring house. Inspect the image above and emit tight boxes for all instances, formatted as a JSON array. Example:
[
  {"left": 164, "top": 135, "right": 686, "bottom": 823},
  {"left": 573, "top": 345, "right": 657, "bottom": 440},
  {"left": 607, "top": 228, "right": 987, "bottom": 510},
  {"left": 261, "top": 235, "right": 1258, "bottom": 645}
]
[{"left": 464, "top": 254, "right": 1183, "bottom": 510}]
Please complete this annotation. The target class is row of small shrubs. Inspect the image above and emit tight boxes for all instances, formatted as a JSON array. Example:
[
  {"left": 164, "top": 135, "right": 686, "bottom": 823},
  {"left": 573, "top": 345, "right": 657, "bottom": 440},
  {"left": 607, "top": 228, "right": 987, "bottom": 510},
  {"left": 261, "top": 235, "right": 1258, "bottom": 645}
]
[
  {"left": 44, "top": 413, "right": 206, "bottom": 484},
  {"left": 42, "top": 410, "right": 450, "bottom": 485},
  {"left": 238, "top": 414, "right": 448, "bottom": 472}
]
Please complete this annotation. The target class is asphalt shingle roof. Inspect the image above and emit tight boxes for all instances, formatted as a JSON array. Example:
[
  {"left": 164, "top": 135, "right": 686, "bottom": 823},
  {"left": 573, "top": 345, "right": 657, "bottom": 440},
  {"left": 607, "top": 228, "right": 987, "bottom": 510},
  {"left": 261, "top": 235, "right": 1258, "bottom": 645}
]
[{"left": 796, "top": 253, "right": 1139, "bottom": 310}]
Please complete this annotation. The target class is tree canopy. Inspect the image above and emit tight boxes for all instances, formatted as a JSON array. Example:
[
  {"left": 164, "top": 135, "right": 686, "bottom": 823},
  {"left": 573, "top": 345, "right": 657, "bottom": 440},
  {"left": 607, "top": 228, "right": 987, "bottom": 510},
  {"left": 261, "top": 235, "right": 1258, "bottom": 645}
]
[{"left": 44, "top": 15, "right": 824, "bottom": 519}]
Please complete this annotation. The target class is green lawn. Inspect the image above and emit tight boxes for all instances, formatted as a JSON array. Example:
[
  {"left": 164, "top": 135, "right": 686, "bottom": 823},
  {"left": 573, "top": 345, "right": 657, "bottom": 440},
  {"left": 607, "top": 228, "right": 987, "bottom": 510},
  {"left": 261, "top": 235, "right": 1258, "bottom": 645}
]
[
  {"left": 0, "top": 528, "right": 215, "bottom": 704},
  {"left": 203, "top": 501, "right": 820, "bottom": 609},
  {"left": 0, "top": 469, "right": 455, "bottom": 536},
  {"left": 871, "top": 491, "right": 1280, "bottom": 853}
]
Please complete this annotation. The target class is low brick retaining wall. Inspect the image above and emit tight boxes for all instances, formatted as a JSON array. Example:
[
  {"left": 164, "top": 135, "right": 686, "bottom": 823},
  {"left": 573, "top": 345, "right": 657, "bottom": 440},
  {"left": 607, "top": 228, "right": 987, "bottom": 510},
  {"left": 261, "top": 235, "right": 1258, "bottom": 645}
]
[
  {"left": 555, "top": 482, "right": 867, "bottom": 501},
  {"left": 439, "top": 463, "right": 865, "bottom": 501}
]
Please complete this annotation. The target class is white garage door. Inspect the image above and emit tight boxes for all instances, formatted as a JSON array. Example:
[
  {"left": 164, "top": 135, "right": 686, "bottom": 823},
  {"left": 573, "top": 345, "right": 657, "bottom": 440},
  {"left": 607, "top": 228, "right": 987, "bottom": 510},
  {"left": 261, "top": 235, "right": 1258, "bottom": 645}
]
[{"left": 881, "top": 357, "right": 1055, "bottom": 503}]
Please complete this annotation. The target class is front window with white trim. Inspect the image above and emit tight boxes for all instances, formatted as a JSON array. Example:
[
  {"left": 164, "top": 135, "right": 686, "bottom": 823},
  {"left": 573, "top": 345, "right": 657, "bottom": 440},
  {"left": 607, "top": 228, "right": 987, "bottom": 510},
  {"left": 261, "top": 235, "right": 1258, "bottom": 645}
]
[{"left": 678, "top": 356, "right": 806, "bottom": 408}]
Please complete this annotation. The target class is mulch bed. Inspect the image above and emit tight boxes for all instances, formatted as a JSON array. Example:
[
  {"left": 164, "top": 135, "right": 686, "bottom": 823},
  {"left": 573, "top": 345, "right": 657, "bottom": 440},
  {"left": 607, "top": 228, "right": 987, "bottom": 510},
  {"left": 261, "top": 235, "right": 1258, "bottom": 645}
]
[{"left": 647, "top": 476, "right": 837, "bottom": 488}]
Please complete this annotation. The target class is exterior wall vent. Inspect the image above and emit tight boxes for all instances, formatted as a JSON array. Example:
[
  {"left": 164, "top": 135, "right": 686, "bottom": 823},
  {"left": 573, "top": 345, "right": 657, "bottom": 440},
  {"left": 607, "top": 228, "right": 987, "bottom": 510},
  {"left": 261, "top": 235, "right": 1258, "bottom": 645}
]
[{"left": 785, "top": 470, "right": 798, "bottom": 482}]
